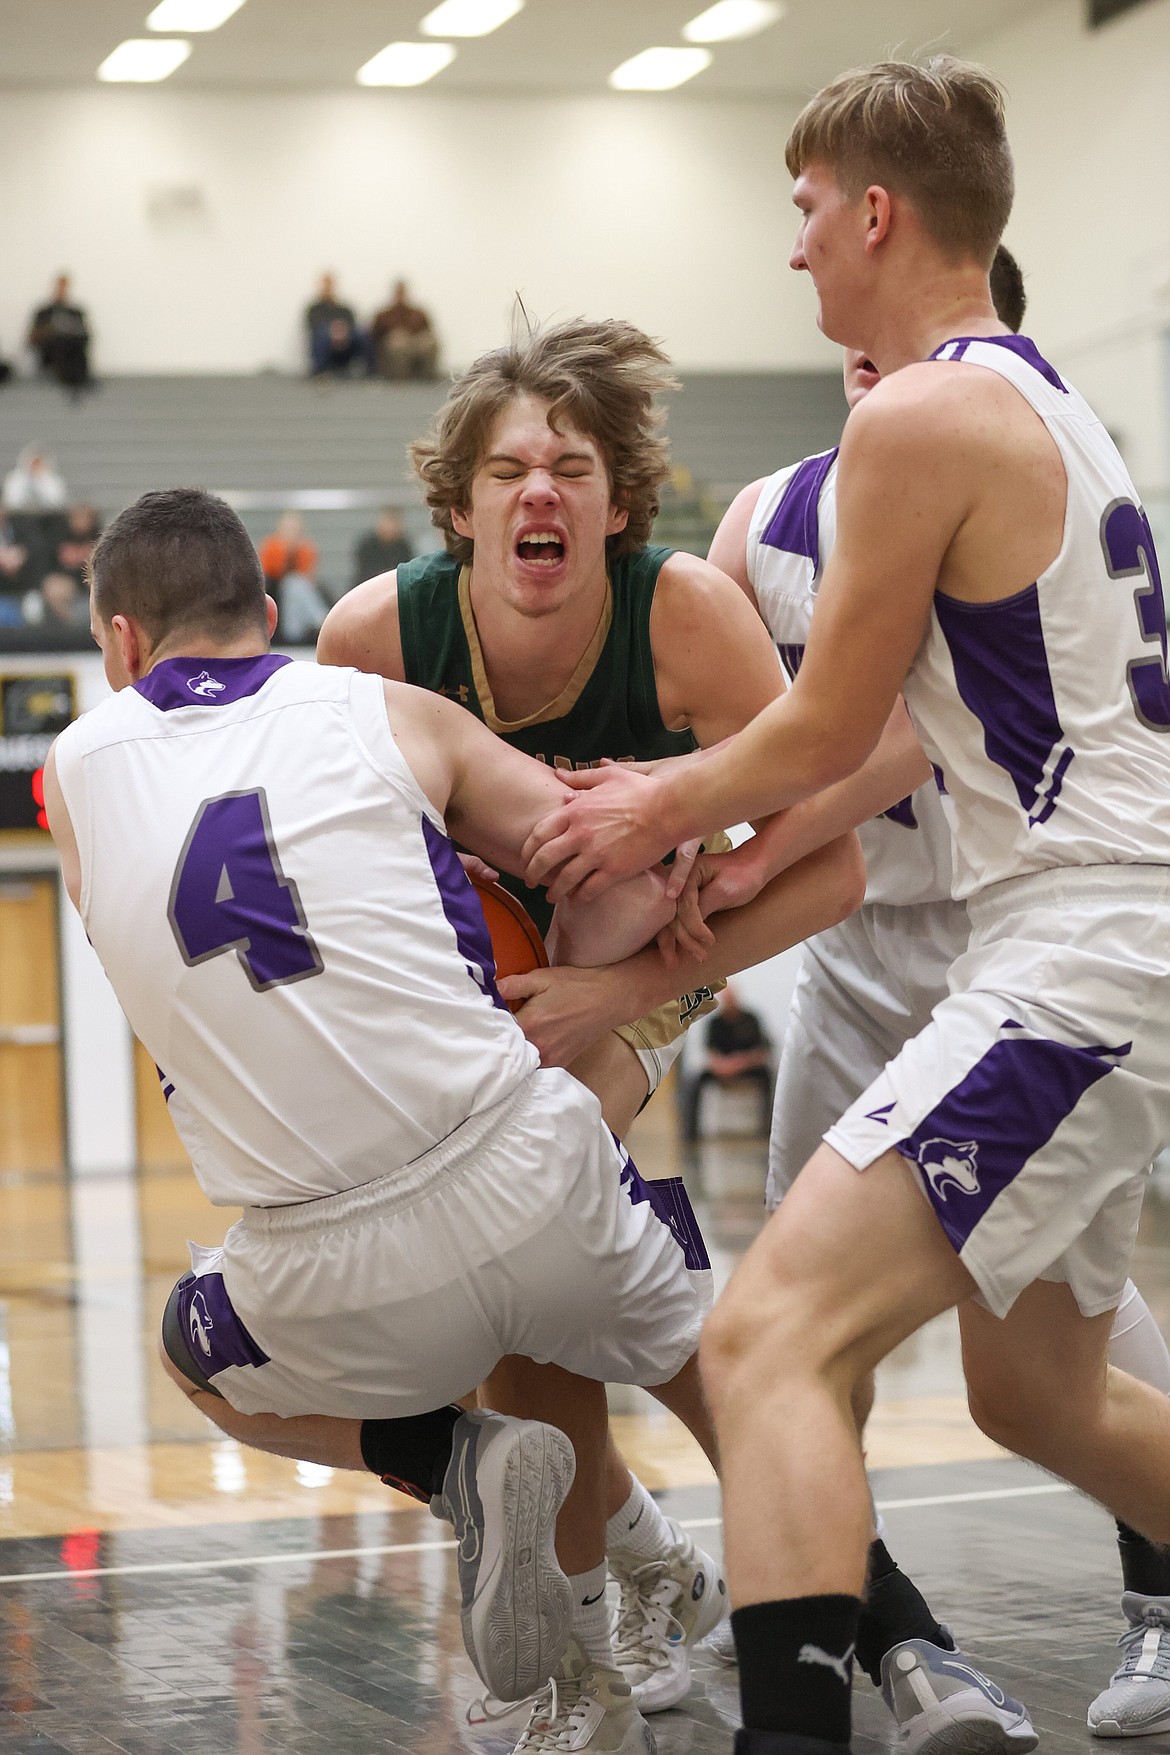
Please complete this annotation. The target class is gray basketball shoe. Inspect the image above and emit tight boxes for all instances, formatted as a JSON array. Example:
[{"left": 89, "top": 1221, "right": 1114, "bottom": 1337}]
[
  {"left": 434, "top": 1409, "right": 576, "bottom": 1702},
  {"left": 880, "top": 1638, "right": 1039, "bottom": 1755},
  {"left": 1088, "top": 1593, "right": 1170, "bottom": 1736}
]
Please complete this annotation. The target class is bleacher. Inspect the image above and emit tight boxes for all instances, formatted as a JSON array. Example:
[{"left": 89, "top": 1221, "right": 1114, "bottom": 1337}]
[{"left": 0, "top": 368, "right": 846, "bottom": 605}]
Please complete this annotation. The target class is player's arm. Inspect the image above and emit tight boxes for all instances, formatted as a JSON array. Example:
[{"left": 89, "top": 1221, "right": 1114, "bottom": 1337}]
[
  {"left": 41, "top": 744, "right": 82, "bottom": 912},
  {"left": 705, "top": 478, "right": 767, "bottom": 604},
  {"left": 382, "top": 681, "right": 680, "bottom": 960},
  {"left": 525, "top": 371, "right": 968, "bottom": 898},
  {"left": 500, "top": 832, "right": 865, "bottom": 1070},
  {"left": 650, "top": 548, "right": 784, "bottom": 746},
  {"left": 316, "top": 570, "right": 406, "bottom": 679}
]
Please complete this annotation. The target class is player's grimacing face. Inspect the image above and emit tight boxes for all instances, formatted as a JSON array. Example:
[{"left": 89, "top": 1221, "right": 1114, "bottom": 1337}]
[{"left": 451, "top": 393, "right": 628, "bottom": 617}]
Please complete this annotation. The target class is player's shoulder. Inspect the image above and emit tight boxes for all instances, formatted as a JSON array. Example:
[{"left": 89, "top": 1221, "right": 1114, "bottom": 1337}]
[
  {"left": 317, "top": 568, "right": 405, "bottom": 677},
  {"left": 841, "top": 360, "right": 1017, "bottom": 470}
]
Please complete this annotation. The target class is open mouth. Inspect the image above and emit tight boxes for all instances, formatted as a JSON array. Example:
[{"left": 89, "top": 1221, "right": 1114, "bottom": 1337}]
[{"left": 515, "top": 530, "right": 565, "bottom": 567}]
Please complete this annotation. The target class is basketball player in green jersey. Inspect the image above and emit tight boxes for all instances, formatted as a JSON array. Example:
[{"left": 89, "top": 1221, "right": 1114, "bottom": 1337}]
[{"left": 317, "top": 317, "right": 870, "bottom": 1721}]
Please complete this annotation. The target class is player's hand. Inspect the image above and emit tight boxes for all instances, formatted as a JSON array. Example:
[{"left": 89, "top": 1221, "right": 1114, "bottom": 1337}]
[
  {"left": 496, "top": 965, "right": 626, "bottom": 1068},
  {"left": 457, "top": 852, "right": 500, "bottom": 886},
  {"left": 522, "top": 766, "right": 676, "bottom": 902}
]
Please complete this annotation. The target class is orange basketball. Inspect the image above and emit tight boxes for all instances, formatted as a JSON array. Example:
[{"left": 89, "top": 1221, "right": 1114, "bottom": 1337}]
[{"left": 470, "top": 876, "right": 549, "bottom": 984}]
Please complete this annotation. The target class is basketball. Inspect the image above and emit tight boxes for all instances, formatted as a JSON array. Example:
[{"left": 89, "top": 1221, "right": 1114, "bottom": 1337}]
[{"left": 469, "top": 875, "right": 549, "bottom": 983}]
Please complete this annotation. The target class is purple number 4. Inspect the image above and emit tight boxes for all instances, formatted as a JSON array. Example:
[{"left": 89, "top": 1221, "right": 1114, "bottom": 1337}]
[
  {"left": 168, "top": 789, "right": 323, "bottom": 991},
  {"left": 1101, "top": 497, "right": 1170, "bottom": 732}
]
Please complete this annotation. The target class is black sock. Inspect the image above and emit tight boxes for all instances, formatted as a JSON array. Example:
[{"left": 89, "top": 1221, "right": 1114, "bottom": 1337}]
[
  {"left": 1117, "top": 1521, "right": 1170, "bottom": 1598},
  {"left": 854, "top": 1538, "right": 954, "bottom": 1686},
  {"left": 733, "top": 1594, "right": 859, "bottom": 1743},
  {"left": 358, "top": 1405, "right": 462, "bottom": 1501}
]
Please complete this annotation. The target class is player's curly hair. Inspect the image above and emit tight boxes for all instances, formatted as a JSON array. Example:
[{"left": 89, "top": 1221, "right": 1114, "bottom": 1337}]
[
  {"left": 786, "top": 56, "right": 1013, "bottom": 267},
  {"left": 410, "top": 315, "right": 679, "bottom": 564}
]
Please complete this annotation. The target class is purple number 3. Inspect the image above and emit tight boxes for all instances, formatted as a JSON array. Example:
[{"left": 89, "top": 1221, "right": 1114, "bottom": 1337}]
[
  {"left": 168, "top": 789, "right": 323, "bottom": 991},
  {"left": 1101, "top": 497, "right": 1170, "bottom": 732}
]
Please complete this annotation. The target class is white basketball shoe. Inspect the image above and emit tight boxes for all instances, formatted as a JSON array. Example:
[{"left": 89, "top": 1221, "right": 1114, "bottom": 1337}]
[
  {"left": 507, "top": 1639, "right": 656, "bottom": 1752},
  {"left": 1088, "top": 1593, "right": 1170, "bottom": 1737},
  {"left": 611, "top": 1519, "right": 728, "bottom": 1711}
]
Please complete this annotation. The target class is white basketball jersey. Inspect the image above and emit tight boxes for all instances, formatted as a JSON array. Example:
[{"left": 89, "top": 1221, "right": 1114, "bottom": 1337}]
[
  {"left": 910, "top": 335, "right": 1170, "bottom": 897},
  {"left": 747, "top": 450, "right": 955, "bottom": 907},
  {"left": 53, "top": 655, "right": 538, "bottom": 1206}
]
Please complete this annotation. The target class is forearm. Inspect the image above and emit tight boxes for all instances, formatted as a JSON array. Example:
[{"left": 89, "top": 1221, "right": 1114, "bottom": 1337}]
[
  {"left": 590, "top": 835, "right": 864, "bottom": 1029},
  {"left": 547, "top": 871, "right": 675, "bottom": 968}
]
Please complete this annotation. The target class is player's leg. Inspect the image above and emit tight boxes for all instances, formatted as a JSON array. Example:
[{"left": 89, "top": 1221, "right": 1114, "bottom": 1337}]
[{"left": 702, "top": 1141, "right": 975, "bottom": 1752}]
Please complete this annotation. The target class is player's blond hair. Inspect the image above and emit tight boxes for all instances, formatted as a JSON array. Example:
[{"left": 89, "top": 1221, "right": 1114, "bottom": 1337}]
[
  {"left": 786, "top": 57, "right": 1013, "bottom": 266},
  {"left": 411, "top": 316, "right": 678, "bottom": 564}
]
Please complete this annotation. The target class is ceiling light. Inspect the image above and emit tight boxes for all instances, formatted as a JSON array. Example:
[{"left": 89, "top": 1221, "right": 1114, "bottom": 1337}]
[
  {"left": 683, "top": 0, "right": 783, "bottom": 42},
  {"left": 97, "top": 38, "right": 191, "bottom": 81},
  {"left": 146, "top": 0, "right": 246, "bottom": 29},
  {"left": 357, "top": 41, "right": 456, "bottom": 85},
  {"left": 609, "top": 46, "right": 711, "bottom": 90},
  {"left": 420, "top": 0, "right": 523, "bottom": 36}
]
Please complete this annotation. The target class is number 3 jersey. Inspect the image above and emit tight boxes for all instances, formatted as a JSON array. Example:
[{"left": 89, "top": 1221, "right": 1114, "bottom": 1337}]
[{"left": 53, "top": 655, "right": 538, "bottom": 1207}]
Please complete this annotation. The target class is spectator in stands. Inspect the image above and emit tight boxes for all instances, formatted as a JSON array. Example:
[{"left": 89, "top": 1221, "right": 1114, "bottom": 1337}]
[
  {"left": 28, "top": 276, "right": 92, "bottom": 393},
  {"left": 352, "top": 507, "right": 414, "bottom": 588},
  {"left": 53, "top": 504, "right": 102, "bottom": 587},
  {"left": 305, "top": 274, "right": 368, "bottom": 378},
  {"left": 371, "top": 280, "right": 440, "bottom": 380},
  {"left": 24, "top": 571, "right": 90, "bottom": 632},
  {"left": 0, "top": 513, "right": 30, "bottom": 605},
  {"left": 3, "top": 446, "right": 67, "bottom": 513},
  {"left": 258, "top": 510, "right": 328, "bottom": 643},
  {"left": 677, "top": 983, "right": 774, "bottom": 1143}
]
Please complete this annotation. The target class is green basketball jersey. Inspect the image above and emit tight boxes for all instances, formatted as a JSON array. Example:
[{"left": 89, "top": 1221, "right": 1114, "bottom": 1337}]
[{"left": 396, "top": 545, "right": 696, "bottom": 936}]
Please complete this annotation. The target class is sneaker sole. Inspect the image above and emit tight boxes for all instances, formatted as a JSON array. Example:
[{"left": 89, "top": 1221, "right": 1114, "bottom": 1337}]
[
  {"left": 448, "top": 1418, "right": 576, "bottom": 1702},
  {"left": 902, "top": 1712, "right": 1039, "bottom": 1755},
  {"left": 1089, "top": 1712, "right": 1170, "bottom": 1738}
]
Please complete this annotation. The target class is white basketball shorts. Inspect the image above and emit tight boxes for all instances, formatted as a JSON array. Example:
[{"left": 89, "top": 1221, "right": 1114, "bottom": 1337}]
[
  {"left": 173, "top": 1067, "right": 712, "bottom": 1419},
  {"left": 825, "top": 867, "right": 1170, "bottom": 1319},
  {"left": 767, "top": 899, "right": 970, "bottom": 1207}
]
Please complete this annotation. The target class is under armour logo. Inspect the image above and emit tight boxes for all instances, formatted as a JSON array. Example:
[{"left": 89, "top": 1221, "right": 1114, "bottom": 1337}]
[
  {"left": 798, "top": 1641, "right": 854, "bottom": 1686},
  {"left": 187, "top": 670, "right": 226, "bottom": 698}
]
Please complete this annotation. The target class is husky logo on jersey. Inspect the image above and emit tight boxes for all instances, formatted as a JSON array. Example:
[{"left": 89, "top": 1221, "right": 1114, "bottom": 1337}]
[
  {"left": 188, "top": 1289, "right": 215, "bottom": 1357},
  {"left": 186, "top": 670, "right": 226, "bottom": 698},
  {"left": 917, "top": 1138, "right": 981, "bottom": 1201}
]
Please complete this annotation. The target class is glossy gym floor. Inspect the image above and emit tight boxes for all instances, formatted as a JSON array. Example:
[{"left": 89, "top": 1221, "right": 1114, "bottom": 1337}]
[{"left": 4, "top": 1093, "right": 1170, "bottom": 1753}]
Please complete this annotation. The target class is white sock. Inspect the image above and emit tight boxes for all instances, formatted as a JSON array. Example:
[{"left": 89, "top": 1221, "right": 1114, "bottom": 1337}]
[
  {"left": 569, "top": 1562, "right": 615, "bottom": 1667},
  {"left": 1108, "top": 1280, "right": 1170, "bottom": 1395},
  {"left": 606, "top": 1476, "right": 676, "bottom": 1566}
]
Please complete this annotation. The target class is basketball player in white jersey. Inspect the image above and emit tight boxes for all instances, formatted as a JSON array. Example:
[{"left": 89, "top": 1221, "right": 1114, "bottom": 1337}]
[
  {"left": 690, "top": 248, "right": 1170, "bottom": 1737},
  {"left": 523, "top": 58, "right": 1170, "bottom": 1753},
  {"left": 43, "top": 487, "right": 861, "bottom": 1755}
]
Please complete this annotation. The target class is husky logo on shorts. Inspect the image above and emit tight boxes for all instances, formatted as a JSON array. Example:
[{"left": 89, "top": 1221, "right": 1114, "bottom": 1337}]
[
  {"left": 680, "top": 986, "right": 716, "bottom": 1024},
  {"left": 917, "top": 1137, "right": 981, "bottom": 1202},
  {"left": 188, "top": 1288, "right": 215, "bottom": 1357},
  {"left": 186, "top": 670, "right": 226, "bottom": 698}
]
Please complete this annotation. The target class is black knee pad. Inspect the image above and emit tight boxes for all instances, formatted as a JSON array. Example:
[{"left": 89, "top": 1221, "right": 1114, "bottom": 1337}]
[{"left": 161, "top": 1273, "right": 225, "bottom": 1399}]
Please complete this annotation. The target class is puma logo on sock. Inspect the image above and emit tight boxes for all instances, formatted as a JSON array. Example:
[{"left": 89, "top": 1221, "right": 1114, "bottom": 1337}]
[{"left": 797, "top": 1641, "right": 855, "bottom": 1686}]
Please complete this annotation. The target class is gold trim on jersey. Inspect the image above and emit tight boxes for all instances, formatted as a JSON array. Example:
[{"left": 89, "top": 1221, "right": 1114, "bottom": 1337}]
[{"left": 458, "top": 565, "right": 613, "bottom": 734}]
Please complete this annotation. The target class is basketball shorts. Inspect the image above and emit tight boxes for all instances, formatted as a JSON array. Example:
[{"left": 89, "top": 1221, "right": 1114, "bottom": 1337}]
[
  {"left": 167, "top": 1067, "right": 712, "bottom": 1420},
  {"left": 825, "top": 867, "right": 1170, "bottom": 1319},
  {"left": 767, "top": 898, "right": 970, "bottom": 1207}
]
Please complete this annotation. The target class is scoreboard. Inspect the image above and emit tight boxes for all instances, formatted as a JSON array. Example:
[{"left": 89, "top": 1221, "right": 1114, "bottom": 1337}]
[{"left": 0, "top": 675, "right": 77, "bottom": 831}]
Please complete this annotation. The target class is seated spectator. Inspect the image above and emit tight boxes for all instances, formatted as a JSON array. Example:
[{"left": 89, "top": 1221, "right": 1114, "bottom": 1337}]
[
  {"left": 0, "top": 513, "right": 30, "bottom": 599},
  {"left": 28, "top": 276, "right": 92, "bottom": 393},
  {"left": 305, "top": 274, "right": 368, "bottom": 378},
  {"left": 677, "top": 983, "right": 774, "bottom": 1144},
  {"left": 353, "top": 508, "right": 414, "bottom": 588},
  {"left": 258, "top": 511, "right": 328, "bottom": 643},
  {"left": 53, "top": 503, "right": 102, "bottom": 586},
  {"left": 371, "top": 280, "right": 440, "bottom": 381},
  {"left": 3, "top": 445, "right": 67, "bottom": 513},
  {"left": 23, "top": 571, "right": 90, "bottom": 633}
]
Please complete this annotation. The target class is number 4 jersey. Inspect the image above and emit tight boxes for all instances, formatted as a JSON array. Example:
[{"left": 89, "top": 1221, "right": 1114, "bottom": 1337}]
[
  {"left": 908, "top": 334, "right": 1170, "bottom": 898},
  {"left": 53, "top": 656, "right": 538, "bottom": 1207}
]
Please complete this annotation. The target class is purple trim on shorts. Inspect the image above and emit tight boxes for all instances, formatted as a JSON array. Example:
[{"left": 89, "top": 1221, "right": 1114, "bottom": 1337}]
[
  {"left": 894, "top": 1025, "right": 1131, "bottom": 1256},
  {"left": 135, "top": 654, "right": 291, "bottom": 712},
  {"left": 175, "top": 1271, "right": 269, "bottom": 1375},
  {"left": 934, "top": 584, "right": 1075, "bottom": 825},
  {"left": 930, "top": 334, "right": 1068, "bottom": 394},
  {"left": 619, "top": 1150, "right": 711, "bottom": 1272},
  {"left": 759, "top": 450, "right": 838, "bottom": 570},
  {"left": 881, "top": 794, "right": 919, "bottom": 829},
  {"left": 420, "top": 815, "right": 507, "bottom": 1011},
  {"left": 931, "top": 763, "right": 949, "bottom": 795}
]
